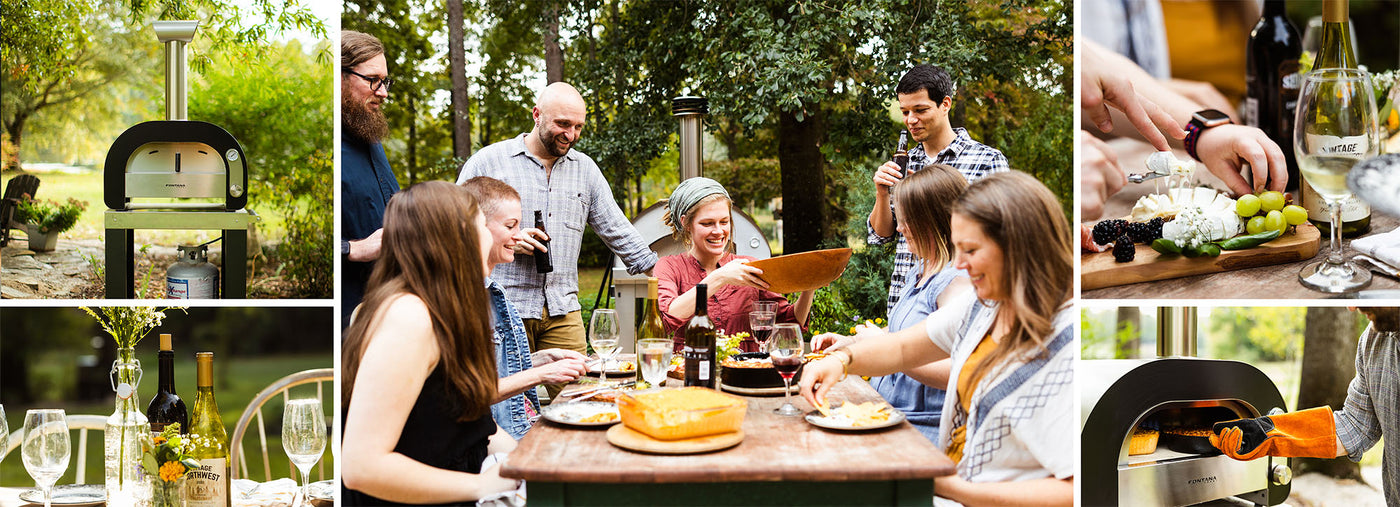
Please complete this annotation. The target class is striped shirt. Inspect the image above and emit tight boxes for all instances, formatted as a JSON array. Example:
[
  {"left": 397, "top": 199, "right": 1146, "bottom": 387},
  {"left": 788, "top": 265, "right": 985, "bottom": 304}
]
[
  {"left": 1334, "top": 324, "right": 1398, "bottom": 504},
  {"left": 457, "top": 134, "right": 657, "bottom": 319},
  {"left": 866, "top": 127, "right": 1008, "bottom": 314}
]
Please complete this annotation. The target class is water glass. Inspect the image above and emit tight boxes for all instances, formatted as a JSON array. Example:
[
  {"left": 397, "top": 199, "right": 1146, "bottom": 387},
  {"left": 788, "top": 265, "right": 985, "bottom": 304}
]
[
  {"left": 282, "top": 399, "right": 327, "bottom": 507},
  {"left": 752, "top": 301, "right": 776, "bottom": 314},
  {"left": 23, "top": 409, "right": 70, "bottom": 507},
  {"left": 769, "top": 324, "right": 805, "bottom": 416},
  {"left": 637, "top": 339, "right": 673, "bottom": 387},
  {"left": 589, "top": 309, "right": 621, "bottom": 376},
  {"left": 748, "top": 311, "right": 776, "bottom": 353}
]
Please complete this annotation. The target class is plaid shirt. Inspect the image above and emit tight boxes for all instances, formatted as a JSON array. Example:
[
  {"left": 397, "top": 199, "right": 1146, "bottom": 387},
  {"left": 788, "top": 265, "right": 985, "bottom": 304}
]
[
  {"left": 1334, "top": 324, "right": 1398, "bottom": 503},
  {"left": 866, "top": 127, "right": 1008, "bottom": 314},
  {"left": 457, "top": 134, "right": 657, "bottom": 319}
]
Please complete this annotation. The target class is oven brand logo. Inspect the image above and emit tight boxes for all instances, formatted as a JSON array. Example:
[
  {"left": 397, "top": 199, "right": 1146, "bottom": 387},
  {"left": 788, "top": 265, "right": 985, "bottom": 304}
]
[
  {"left": 1188, "top": 476, "right": 1218, "bottom": 485},
  {"left": 165, "top": 183, "right": 186, "bottom": 187}
]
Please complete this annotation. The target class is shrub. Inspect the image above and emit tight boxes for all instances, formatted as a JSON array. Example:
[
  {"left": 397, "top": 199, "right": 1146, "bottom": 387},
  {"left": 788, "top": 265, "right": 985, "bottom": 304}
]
[{"left": 16, "top": 194, "right": 86, "bottom": 234}]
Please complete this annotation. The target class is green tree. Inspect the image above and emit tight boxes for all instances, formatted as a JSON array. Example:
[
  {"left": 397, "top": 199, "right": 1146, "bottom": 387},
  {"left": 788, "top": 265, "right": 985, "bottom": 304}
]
[{"left": 1207, "top": 307, "right": 1304, "bottom": 362}]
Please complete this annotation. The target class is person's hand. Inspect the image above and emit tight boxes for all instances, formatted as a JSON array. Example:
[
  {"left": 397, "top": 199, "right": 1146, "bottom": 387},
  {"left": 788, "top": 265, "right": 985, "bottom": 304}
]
[
  {"left": 348, "top": 228, "right": 384, "bottom": 262},
  {"left": 1209, "top": 406, "right": 1338, "bottom": 460},
  {"left": 1079, "top": 131, "right": 1126, "bottom": 221},
  {"left": 1081, "top": 42, "right": 1184, "bottom": 151},
  {"left": 1194, "top": 124, "right": 1288, "bottom": 195},
  {"left": 797, "top": 355, "right": 845, "bottom": 409},
  {"left": 529, "top": 357, "right": 588, "bottom": 385},
  {"left": 871, "top": 160, "right": 904, "bottom": 196},
  {"left": 851, "top": 323, "right": 883, "bottom": 342},
  {"left": 531, "top": 348, "right": 588, "bottom": 365},
  {"left": 810, "top": 332, "right": 854, "bottom": 352},
  {"left": 704, "top": 258, "right": 769, "bottom": 290},
  {"left": 512, "top": 227, "right": 550, "bottom": 255},
  {"left": 477, "top": 463, "right": 524, "bottom": 497}
]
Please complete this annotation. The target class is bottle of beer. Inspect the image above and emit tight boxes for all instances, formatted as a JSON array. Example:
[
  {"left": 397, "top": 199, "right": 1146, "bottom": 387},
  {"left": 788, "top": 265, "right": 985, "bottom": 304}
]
[
  {"left": 683, "top": 283, "right": 716, "bottom": 388},
  {"left": 186, "top": 352, "right": 230, "bottom": 507},
  {"left": 1300, "top": 0, "right": 1371, "bottom": 237},
  {"left": 1245, "top": 0, "right": 1302, "bottom": 191},
  {"left": 146, "top": 333, "right": 188, "bottom": 436},
  {"left": 533, "top": 210, "right": 553, "bottom": 273},
  {"left": 893, "top": 130, "right": 910, "bottom": 179}
]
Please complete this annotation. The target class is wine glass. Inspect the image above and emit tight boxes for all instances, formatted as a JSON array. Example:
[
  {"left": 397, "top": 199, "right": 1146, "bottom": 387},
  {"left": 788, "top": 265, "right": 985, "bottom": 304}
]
[
  {"left": 769, "top": 323, "right": 805, "bottom": 416},
  {"left": 752, "top": 301, "right": 776, "bottom": 314},
  {"left": 1, "top": 404, "right": 8, "bottom": 464},
  {"left": 748, "top": 310, "right": 776, "bottom": 353},
  {"left": 637, "top": 339, "right": 673, "bottom": 388},
  {"left": 23, "top": 409, "right": 70, "bottom": 507},
  {"left": 282, "top": 398, "right": 328, "bottom": 507},
  {"left": 589, "top": 309, "right": 621, "bottom": 379},
  {"left": 1294, "top": 67, "right": 1379, "bottom": 293}
]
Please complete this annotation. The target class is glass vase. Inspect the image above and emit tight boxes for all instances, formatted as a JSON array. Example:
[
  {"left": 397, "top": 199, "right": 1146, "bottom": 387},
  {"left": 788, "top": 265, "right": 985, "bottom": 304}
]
[
  {"left": 106, "top": 347, "right": 152, "bottom": 506},
  {"left": 150, "top": 474, "right": 186, "bottom": 507}
]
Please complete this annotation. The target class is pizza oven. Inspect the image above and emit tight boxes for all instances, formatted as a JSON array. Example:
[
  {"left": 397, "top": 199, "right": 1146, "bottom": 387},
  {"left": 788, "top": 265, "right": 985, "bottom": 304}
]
[{"left": 1080, "top": 308, "right": 1292, "bottom": 506}]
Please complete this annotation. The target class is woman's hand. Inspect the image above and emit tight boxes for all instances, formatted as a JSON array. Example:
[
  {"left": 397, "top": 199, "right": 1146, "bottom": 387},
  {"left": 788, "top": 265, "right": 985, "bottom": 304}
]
[
  {"left": 703, "top": 258, "right": 769, "bottom": 290},
  {"left": 531, "top": 348, "right": 588, "bottom": 365},
  {"left": 477, "top": 464, "right": 523, "bottom": 498},
  {"left": 798, "top": 355, "right": 845, "bottom": 409},
  {"left": 530, "top": 357, "right": 588, "bottom": 384},
  {"left": 810, "top": 332, "right": 853, "bottom": 352},
  {"left": 1195, "top": 124, "right": 1288, "bottom": 195}
]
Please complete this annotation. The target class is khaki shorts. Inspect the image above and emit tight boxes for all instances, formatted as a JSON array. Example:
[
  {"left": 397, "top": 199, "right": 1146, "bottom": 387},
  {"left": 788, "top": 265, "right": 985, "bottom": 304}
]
[{"left": 522, "top": 309, "right": 586, "bottom": 401}]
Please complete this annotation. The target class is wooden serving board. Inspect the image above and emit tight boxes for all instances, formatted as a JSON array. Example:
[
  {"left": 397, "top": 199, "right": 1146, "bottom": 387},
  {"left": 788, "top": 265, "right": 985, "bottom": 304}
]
[
  {"left": 606, "top": 424, "right": 744, "bottom": 454},
  {"left": 1082, "top": 223, "right": 1322, "bottom": 290}
]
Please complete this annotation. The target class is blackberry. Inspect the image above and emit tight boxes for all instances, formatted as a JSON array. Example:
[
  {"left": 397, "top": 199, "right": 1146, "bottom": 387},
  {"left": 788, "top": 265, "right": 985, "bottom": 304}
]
[
  {"left": 1145, "top": 217, "right": 1165, "bottom": 242},
  {"left": 1091, "top": 219, "right": 1127, "bottom": 245},
  {"left": 1124, "top": 221, "right": 1154, "bottom": 244},
  {"left": 1112, "top": 234, "right": 1136, "bottom": 262}
]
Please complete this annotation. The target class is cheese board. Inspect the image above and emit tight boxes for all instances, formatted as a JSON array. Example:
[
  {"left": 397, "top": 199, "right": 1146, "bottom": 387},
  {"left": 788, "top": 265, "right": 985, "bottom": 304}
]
[{"left": 1082, "top": 223, "right": 1321, "bottom": 290}]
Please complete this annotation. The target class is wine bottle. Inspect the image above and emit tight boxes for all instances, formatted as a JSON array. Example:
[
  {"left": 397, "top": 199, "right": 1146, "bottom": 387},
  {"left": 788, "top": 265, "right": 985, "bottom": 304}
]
[
  {"left": 533, "top": 210, "right": 553, "bottom": 274},
  {"left": 186, "top": 352, "right": 230, "bottom": 507},
  {"left": 683, "top": 283, "right": 716, "bottom": 388},
  {"left": 636, "top": 277, "right": 668, "bottom": 386},
  {"left": 893, "top": 130, "right": 910, "bottom": 178},
  {"left": 1301, "top": 0, "right": 1371, "bottom": 237},
  {"left": 147, "top": 333, "right": 188, "bottom": 436},
  {"left": 1245, "top": 0, "right": 1302, "bottom": 191}
]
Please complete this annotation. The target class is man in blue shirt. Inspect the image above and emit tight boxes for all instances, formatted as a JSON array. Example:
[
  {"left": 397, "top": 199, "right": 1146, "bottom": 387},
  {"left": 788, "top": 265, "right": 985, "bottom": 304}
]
[{"left": 340, "top": 31, "right": 399, "bottom": 327}]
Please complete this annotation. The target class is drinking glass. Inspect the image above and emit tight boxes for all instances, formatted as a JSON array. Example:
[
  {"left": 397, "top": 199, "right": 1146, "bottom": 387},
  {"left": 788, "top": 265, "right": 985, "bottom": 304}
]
[
  {"left": 1, "top": 404, "right": 8, "bottom": 465},
  {"left": 589, "top": 309, "right": 621, "bottom": 377},
  {"left": 23, "top": 409, "right": 70, "bottom": 507},
  {"left": 1294, "top": 68, "right": 1379, "bottom": 293},
  {"left": 748, "top": 311, "right": 776, "bottom": 353},
  {"left": 282, "top": 399, "right": 328, "bottom": 507},
  {"left": 637, "top": 339, "right": 673, "bottom": 387},
  {"left": 769, "top": 323, "right": 805, "bottom": 416},
  {"left": 752, "top": 301, "right": 776, "bottom": 314}
]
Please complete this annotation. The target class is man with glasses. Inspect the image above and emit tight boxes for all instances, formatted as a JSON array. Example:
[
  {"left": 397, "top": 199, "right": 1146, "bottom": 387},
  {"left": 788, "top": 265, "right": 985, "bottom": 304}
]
[{"left": 340, "top": 30, "right": 398, "bottom": 327}]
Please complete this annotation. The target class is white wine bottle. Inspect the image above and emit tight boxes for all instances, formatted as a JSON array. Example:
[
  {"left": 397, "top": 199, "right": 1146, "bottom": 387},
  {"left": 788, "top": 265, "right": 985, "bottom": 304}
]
[
  {"left": 1301, "top": 0, "right": 1371, "bottom": 237},
  {"left": 635, "top": 277, "right": 668, "bottom": 387},
  {"left": 186, "top": 352, "right": 230, "bottom": 507}
]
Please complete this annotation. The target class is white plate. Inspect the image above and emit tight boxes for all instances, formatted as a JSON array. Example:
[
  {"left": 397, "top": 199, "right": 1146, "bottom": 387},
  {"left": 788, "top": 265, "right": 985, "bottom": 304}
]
[
  {"left": 541, "top": 401, "right": 622, "bottom": 427},
  {"left": 307, "top": 479, "right": 336, "bottom": 501},
  {"left": 805, "top": 406, "right": 906, "bottom": 431},
  {"left": 19, "top": 484, "right": 105, "bottom": 506},
  {"left": 586, "top": 354, "right": 638, "bottom": 376}
]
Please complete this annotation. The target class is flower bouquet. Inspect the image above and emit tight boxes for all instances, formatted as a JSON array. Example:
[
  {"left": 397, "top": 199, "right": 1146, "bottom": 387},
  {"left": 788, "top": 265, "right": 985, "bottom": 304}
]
[{"left": 144, "top": 424, "right": 201, "bottom": 507}]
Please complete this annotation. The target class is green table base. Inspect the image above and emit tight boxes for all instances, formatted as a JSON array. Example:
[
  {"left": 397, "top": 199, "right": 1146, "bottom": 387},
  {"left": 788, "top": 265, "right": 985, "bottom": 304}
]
[
  {"left": 104, "top": 209, "right": 256, "bottom": 299},
  {"left": 525, "top": 479, "right": 933, "bottom": 506}
]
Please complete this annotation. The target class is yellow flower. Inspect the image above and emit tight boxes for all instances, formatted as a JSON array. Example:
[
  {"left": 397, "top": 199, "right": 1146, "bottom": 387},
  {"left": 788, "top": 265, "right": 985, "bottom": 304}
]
[
  {"left": 152, "top": 436, "right": 167, "bottom": 445},
  {"left": 1388, "top": 108, "right": 1398, "bottom": 131},
  {"left": 159, "top": 461, "right": 186, "bottom": 482}
]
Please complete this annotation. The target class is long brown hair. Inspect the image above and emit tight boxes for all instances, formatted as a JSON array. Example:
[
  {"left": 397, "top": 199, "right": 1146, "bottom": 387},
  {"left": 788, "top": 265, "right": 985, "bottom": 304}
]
[
  {"left": 342, "top": 181, "right": 497, "bottom": 421},
  {"left": 893, "top": 164, "right": 967, "bottom": 267},
  {"left": 952, "top": 171, "right": 1072, "bottom": 383}
]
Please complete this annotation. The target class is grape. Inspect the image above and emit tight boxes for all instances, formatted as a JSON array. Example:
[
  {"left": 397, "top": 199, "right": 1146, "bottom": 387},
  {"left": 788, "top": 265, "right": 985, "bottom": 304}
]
[
  {"left": 1246, "top": 215, "right": 1267, "bottom": 235},
  {"left": 1235, "top": 194, "right": 1262, "bottom": 217},
  {"left": 1264, "top": 210, "right": 1287, "bottom": 234},
  {"left": 1259, "top": 191, "right": 1286, "bottom": 212},
  {"left": 1282, "top": 205, "right": 1308, "bottom": 226}
]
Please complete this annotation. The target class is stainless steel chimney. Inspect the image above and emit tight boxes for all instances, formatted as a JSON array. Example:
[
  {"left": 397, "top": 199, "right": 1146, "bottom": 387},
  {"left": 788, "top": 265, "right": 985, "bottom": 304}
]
[
  {"left": 154, "top": 21, "right": 198, "bottom": 121},
  {"left": 673, "top": 97, "right": 708, "bottom": 181},
  {"left": 1157, "top": 307, "right": 1198, "bottom": 357}
]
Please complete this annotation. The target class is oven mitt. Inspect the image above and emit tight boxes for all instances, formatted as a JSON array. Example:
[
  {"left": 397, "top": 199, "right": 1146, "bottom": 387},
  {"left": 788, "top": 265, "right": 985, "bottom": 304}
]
[{"left": 1209, "top": 406, "right": 1337, "bottom": 459}]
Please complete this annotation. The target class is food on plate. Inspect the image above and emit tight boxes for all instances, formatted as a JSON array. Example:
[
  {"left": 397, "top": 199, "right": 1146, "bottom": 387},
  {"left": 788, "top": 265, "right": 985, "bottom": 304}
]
[
  {"left": 821, "top": 401, "right": 894, "bottom": 427},
  {"left": 722, "top": 357, "right": 774, "bottom": 368},
  {"left": 1162, "top": 427, "right": 1213, "bottom": 437},
  {"left": 1145, "top": 151, "right": 1196, "bottom": 180},
  {"left": 1129, "top": 428, "right": 1160, "bottom": 456},
  {"left": 1160, "top": 205, "right": 1244, "bottom": 249},
  {"left": 617, "top": 387, "right": 747, "bottom": 440},
  {"left": 1131, "top": 187, "right": 1235, "bottom": 222},
  {"left": 579, "top": 412, "right": 620, "bottom": 424}
]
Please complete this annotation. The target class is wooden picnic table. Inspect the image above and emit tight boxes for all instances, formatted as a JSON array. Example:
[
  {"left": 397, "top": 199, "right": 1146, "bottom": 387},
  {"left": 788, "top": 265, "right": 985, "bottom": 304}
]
[
  {"left": 1083, "top": 139, "right": 1399, "bottom": 300},
  {"left": 502, "top": 377, "right": 956, "bottom": 506}
]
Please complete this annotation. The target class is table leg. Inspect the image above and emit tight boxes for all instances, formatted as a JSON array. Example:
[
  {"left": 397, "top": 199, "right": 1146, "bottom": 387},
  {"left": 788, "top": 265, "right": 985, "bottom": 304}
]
[
  {"left": 223, "top": 228, "right": 246, "bottom": 298},
  {"left": 105, "top": 228, "right": 134, "bottom": 298}
]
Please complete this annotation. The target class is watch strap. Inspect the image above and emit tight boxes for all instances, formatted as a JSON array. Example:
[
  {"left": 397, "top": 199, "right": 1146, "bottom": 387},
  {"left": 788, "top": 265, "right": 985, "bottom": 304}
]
[{"left": 1184, "top": 121, "right": 1205, "bottom": 162}]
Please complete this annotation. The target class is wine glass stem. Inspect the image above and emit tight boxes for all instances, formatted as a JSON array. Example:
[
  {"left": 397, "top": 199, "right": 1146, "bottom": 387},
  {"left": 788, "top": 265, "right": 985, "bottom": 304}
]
[
  {"left": 781, "top": 377, "right": 792, "bottom": 408},
  {"left": 300, "top": 468, "right": 311, "bottom": 507},
  {"left": 44, "top": 485, "right": 52, "bottom": 507},
  {"left": 1328, "top": 198, "right": 1346, "bottom": 264}
]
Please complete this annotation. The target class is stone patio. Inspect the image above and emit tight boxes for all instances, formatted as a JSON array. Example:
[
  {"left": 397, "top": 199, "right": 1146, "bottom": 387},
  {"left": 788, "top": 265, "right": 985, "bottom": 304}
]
[{"left": 1, "top": 237, "right": 104, "bottom": 298}]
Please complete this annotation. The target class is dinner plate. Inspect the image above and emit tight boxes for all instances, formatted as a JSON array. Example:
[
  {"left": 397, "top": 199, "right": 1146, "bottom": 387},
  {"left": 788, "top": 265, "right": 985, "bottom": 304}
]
[
  {"left": 805, "top": 406, "right": 906, "bottom": 431},
  {"left": 18, "top": 484, "right": 105, "bottom": 506},
  {"left": 541, "top": 401, "right": 622, "bottom": 427},
  {"left": 586, "top": 354, "right": 638, "bottom": 377},
  {"left": 307, "top": 479, "right": 336, "bottom": 501}
]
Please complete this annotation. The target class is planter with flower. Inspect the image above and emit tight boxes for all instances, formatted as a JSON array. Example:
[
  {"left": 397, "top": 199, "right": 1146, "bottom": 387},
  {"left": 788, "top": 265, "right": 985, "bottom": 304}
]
[
  {"left": 14, "top": 193, "right": 86, "bottom": 252},
  {"left": 144, "top": 424, "right": 199, "bottom": 507}
]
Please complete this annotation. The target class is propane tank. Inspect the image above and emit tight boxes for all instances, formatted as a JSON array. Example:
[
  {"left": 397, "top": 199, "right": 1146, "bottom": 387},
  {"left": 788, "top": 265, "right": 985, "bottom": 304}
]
[{"left": 166, "top": 244, "right": 218, "bottom": 299}]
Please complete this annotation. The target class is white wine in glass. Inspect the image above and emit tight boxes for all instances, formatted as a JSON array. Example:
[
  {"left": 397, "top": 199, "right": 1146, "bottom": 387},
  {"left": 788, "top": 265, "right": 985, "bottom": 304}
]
[
  {"left": 23, "top": 409, "right": 70, "bottom": 507},
  {"left": 1, "top": 404, "right": 9, "bottom": 465},
  {"left": 589, "top": 309, "right": 621, "bottom": 376},
  {"left": 282, "top": 399, "right": 327, "bottom": 507}
]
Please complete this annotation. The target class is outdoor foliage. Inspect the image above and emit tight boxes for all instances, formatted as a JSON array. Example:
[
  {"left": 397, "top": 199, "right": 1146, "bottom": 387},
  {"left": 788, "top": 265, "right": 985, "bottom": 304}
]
[
  {"left": 15, "top": 194, "right": 87, "bottom": 234},
  {"left": 1207, "top": 307, "right": 1305, "bottom": 362}
]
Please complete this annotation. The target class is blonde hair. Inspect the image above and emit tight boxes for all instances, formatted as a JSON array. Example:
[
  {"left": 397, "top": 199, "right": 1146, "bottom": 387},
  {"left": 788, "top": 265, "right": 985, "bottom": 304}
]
[
  {"left": 665, "top": 193, "right": 732, "bottom": 246},
  {"left": 893, "top": 164, "right": 967, "bottom": 266}
]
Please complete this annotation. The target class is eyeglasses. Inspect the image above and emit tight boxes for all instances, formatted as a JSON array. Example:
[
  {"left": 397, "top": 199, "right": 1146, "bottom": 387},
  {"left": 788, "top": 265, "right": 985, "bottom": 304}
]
[{"left": 343, "top": 68, "right": 393, "bottom": 92}]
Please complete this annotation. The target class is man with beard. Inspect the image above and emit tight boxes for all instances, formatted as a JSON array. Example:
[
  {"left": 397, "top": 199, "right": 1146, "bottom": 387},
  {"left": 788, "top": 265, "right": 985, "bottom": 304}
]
[
  {"left": 867, "top": 64, "right": 1009, "bottom": 314},
  {"left": 456, "top": 82, "right": 656, "bottom": 397},
  {"left": 340, "top": 30, "right": 397, "bottom": 327}
]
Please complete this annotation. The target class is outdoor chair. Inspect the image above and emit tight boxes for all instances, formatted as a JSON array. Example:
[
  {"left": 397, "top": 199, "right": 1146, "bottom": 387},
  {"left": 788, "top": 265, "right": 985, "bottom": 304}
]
[
  {"left": 0, "top": 173, "right": 40, "bottom": 247},
  {"left": 3, "top": 414, "right": 107, "bottom": 484},
  {"left": 230, "top": 368, "right": 333, "bottom": 482}
]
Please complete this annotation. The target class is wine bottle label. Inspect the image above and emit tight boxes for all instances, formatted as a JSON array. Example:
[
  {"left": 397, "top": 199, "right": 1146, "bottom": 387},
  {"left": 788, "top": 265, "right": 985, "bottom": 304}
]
[
  {"left": 683, "top": 347, "right": 711, "bottom": 381},
  {"left": 1243, "top": 97, "right": 1259, "bottom": 128},
  {"left": 1305, "top": 134, "right": 1370, "bottom": 157},
  {"left": 185, "top": 458, "right": 228, "bottom": 507},
  {"left": 1302, "top": 178, "right": 1371, "bottom": 221}
]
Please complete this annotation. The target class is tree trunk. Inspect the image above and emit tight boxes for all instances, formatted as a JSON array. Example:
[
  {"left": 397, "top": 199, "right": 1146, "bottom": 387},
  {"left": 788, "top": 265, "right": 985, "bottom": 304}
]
[
  {"left": 777, "top": 107, "right": 827, "bottom": 254},
  {"left": 544, "top": 0, "right": 564, "bottom": 84},
  {"left": 4, "top": 111, "right": 28, "bottom": 172},
  {"left": 1115, "top": 306, "right": 1141, "bottom": 359},
  {"left": 1296, "top": 307, "right": 1362, "bottom": 480},
  {"left": 447, "top": 0, "right": 471, "bottom": 159}
]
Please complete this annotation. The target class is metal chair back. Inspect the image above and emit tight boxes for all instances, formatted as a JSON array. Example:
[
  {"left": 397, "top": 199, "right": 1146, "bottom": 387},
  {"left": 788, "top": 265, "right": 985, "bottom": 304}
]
[
  {"left": 229, "top": 368, "right": 333, "bottom": 482},
  {"left": 3, "top": 414, "right": 107, "bottom": 484}
]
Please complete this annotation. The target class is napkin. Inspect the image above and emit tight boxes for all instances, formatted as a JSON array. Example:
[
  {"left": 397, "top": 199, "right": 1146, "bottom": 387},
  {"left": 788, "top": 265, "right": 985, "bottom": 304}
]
[
  {"left": 476, "top": 453, "right": 527, "bottom": 507},
  {"left": 233, "top": 478, "right": 298, "bottom": 507},
  {"left": 1351, "top": 226, "right": 1400, "bottom": 273}
]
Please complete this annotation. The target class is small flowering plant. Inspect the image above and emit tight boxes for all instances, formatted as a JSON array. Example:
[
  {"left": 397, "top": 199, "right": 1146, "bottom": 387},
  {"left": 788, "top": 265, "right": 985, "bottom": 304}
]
[{"left": 144, "top": 424, "right": 200, "bottom": 507}]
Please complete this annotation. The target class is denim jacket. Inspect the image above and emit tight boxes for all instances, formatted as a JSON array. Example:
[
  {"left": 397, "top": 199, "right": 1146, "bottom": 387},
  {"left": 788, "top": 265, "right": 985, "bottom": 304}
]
[{"left": 487, "top": 278, "right": 539, "bottom": 440}]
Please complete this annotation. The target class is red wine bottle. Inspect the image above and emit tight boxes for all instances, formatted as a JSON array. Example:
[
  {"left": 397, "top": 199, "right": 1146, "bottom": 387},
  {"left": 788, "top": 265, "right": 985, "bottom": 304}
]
[
  {"left": 683, "top": 283, "right": 716, "bottom": 388},
  {"left": 533, "top": 210, "right": 553, "bottom": 273},
  {"left": 147, "top": 333, "right": 189, "bottom": 435},
  {"left": 1245, "top": 0, "right": 1303, "bottom": 191}
]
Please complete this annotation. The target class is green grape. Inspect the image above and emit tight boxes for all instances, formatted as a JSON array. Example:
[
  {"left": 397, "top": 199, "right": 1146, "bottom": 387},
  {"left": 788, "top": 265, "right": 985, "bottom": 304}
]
[
  {"left": 1264, "top": 210, "right": 1287, "bottom": 234},
  {"left": 1235, "top": 194, "right": 1262, "bottom": 217},
  {"left": 1259, "top": 191, "right": 1286, "bottom": 212},
  {"left": 1282, "top": 205, "right": 1308, "bottom": 226},
  {"left": 1246, "top": 215, "right": 1267, "bottom": 235}
]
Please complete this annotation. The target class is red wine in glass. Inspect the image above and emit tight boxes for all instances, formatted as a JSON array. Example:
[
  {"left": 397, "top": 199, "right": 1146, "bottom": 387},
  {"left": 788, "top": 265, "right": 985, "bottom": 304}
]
[
  {"left": 752, "top": 325, "right": 774, "bottom": 346},
  {"left": 771, "top": 353, "right": 801, "bottom": 380}
]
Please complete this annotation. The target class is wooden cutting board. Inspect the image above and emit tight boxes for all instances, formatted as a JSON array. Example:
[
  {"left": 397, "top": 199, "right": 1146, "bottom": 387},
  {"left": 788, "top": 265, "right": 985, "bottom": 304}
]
[
  {"left": 606, "top": 424, "right": 744, "bottom": 454},
  {"left": 1082, "top": 224, "right": 1322, "bottom": 290}
]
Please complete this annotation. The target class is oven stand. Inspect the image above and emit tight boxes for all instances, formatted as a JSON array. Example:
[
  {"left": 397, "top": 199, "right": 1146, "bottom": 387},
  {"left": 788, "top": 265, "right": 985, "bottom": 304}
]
[{"left": 104, "top": 209, "right": 258, "bottom": 298}]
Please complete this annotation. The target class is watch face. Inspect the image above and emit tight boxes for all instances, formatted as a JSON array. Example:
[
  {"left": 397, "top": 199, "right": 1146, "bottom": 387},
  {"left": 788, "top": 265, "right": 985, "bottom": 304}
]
[{"left": 1194, "top": 109, "right": 1232, "bottom": 127}]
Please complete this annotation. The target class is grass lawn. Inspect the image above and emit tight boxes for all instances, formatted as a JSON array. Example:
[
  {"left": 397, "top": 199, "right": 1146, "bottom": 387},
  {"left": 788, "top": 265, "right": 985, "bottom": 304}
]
[{"left": 1, "top": 353, "right": 332, "bottom": 487}]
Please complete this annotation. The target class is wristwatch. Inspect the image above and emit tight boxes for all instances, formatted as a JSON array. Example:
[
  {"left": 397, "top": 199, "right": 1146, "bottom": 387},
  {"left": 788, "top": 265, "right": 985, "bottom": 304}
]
[
  {"left": 1184, "top": 109, "right": 1233, "bottom": 162},
  {"left": 341, "top": 239, "right": 351, "bottom": 258}
]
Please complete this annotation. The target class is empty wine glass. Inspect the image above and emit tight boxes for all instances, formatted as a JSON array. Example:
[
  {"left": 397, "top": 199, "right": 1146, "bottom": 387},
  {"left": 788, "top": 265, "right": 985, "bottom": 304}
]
[
  {"left": 637, "top": 339, "right": 673, "bottom": 388},
  {"left": 752, "top": 300, "right": 776, "bottom": 314},
  {"left": 769, "top": 323, "right": 805, "bottom": 416},
  {"left": 282, "top": 399, "right": 328, "bottom": 507},
  {"left": 23, "top": 409, "right": 70, "bottom": 507},
  {"left": 0, "top": 405, "right": 8, "bottom": 465},
  {"left": 1294, "top": 67, "right": 1379, "bottom": 293},
  {"left": 748, "top": 311, "right": 776, "bottom": 353},
  {"left": 589, "top": 309, "right": 621, "bottom": 378}
]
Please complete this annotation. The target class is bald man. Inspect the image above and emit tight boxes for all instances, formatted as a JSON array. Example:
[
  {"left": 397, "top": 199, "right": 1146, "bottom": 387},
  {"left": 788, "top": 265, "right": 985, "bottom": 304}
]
[{"left": 456, "top": 83, "right": 657, "bottom": 397}]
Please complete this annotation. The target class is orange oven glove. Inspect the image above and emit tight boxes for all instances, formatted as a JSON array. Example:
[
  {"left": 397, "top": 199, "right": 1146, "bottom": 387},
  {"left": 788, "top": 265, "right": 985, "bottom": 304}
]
[{"left": 1209, "top": 406, "right": 1337, "bottom": 460}]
